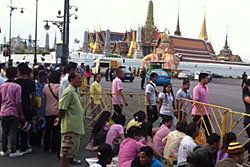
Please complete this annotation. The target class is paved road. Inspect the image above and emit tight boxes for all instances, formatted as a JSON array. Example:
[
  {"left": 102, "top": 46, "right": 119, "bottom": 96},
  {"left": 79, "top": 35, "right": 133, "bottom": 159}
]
[{"left": 0, "top": 77, "right": 245, "bottom": 167}]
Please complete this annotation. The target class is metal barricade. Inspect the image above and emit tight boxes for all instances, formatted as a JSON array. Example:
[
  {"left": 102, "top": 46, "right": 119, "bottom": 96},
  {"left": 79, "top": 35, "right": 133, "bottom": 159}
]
[
  {"left": 177, "top": 98, "right": 250, "bottom": 148},
  {"left": 81, "top": 91, "right": 145, "bottom": 130}
]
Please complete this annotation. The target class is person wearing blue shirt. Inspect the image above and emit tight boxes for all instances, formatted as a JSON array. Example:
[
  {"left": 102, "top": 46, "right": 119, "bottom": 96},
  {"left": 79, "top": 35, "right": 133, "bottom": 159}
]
[{"left": 131, "top": 146, "right": 163, "bottom": 167}]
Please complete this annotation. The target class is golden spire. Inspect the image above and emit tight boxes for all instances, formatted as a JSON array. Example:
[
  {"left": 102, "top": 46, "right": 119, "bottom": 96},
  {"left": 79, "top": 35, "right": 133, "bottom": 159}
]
[
  {"left": 89, "top": 33, "right": 94, "bottom": 48},
  {"left": 144, "top": 0, "right": 154, "bottom": 41},
  {"left": 92, "top": 32, "right": 102, "bottom": 54},
  {"left": 127, "top": 31, "right": 137, "bottom": 58},
  {"left": 199, "top": 12, "right": 208, "bottom": 41},
  {"left": 174, "top": 0, "right": 181, "bottom": 36}
]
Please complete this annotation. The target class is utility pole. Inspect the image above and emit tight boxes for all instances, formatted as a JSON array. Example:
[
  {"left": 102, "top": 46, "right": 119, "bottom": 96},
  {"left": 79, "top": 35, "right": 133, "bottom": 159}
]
[
  {"left": 62, "top": 0, "right": 69, "bottom": 64},
  {"left": 34, "top": 0, "right": 38, "bottom": 66},
  {"left": 8, "top": 0, "right": 24, "bottom": 66}
]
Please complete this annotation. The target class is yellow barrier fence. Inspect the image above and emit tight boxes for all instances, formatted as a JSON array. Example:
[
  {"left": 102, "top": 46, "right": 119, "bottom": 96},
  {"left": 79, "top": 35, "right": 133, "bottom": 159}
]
[
  {"left": 178, "top": 98, "right": 250, "bottom": 152},
  {"left": 81, "top": 91, "right": 145, "bottom": 130}
]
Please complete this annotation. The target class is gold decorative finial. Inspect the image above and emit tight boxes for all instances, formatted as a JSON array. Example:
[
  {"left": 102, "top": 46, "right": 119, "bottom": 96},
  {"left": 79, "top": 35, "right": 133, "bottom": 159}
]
[{"left": 199, "top": 11, "right": 208, "bottom": 41}]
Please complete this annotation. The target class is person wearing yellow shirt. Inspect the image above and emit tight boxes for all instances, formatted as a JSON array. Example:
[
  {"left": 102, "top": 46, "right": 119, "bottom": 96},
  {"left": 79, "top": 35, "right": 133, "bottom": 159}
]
[{"left": 90, "top": 74, "right": 103, "bottom": 120}]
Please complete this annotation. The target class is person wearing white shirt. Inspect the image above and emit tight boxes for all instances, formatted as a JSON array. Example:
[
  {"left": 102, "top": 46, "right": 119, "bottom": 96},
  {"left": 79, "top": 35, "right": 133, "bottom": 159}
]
[
  {"left": 145, "top": 72, "right": 159, "bottom": 125},
  {"left": 158, "top": 83, "right": 176, "bottom": 125},
  {"left": 59, "top": 62, "right": 77, "bottom": 98},
  {"left": 177, "top": 122, "right": 199, "bottom": 167}
]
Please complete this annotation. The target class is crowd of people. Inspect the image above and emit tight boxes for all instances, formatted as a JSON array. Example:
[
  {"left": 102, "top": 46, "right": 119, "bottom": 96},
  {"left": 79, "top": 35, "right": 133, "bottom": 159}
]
[{"left": 0, "top": 62, "right": 249, "bottom": 167}]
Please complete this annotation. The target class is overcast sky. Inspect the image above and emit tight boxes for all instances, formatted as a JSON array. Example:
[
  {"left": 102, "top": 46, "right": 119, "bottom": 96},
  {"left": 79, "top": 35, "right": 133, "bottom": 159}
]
[{"left": 0, "top": 0, "right": 250, "bottom": 61}]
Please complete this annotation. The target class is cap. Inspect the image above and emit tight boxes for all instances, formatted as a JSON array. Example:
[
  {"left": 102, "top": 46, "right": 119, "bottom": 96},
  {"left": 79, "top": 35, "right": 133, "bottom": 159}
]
[{"left": 228, "top": 141, "right": 245, "bottom": 155}]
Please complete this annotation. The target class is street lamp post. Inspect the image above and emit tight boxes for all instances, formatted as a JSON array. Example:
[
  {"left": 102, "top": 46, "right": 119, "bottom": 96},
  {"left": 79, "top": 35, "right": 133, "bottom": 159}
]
[
  {"left": 44, "top": 1, "right": 78, "bottom": 64},
  {"left": 34, "top": 0, "right": 38, "bottom": 66},
  {"left": 7, "top": 0, "right": 24, "bottom": 66},
  {"left": 61, "top": 0, "right": 69, "bottom": 64}
]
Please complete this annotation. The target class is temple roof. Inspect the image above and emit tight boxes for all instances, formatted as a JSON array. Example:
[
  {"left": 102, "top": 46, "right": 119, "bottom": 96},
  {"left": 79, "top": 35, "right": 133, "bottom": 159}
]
[
  {"left": 169, "top": 36, "right": 214, "bottom": 55},
  {"left": 89, "top": 31, "right": 124, "bottom": 42}
]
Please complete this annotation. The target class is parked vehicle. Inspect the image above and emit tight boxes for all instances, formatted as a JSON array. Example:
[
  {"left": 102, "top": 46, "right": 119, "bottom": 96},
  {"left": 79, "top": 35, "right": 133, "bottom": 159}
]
[
  {"left": 146, "top": 69, "right": 171, "bottom": 85},
  {"left": 194, "top": 71, "right": 212, "bottom": 82},
  {"left": 92, "top": 59, "right": 121, "bottom": 75},
  {"left": 121, "top": 68, "right": 135, "bottom": 82},
  {"left": 212, "top": 73, "right": 224, "bottom": 78},
  {"left": 178, "top": 70, "right": 195, "bottom": 80}
]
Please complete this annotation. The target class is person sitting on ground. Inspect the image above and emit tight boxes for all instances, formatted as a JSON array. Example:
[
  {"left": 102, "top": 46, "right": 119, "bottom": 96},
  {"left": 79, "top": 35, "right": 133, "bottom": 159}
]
[
  {"left": 126, "top": 110, "right": 153, "bottom": 143},
  {"left": 86, "top": 111, "right": 111, "bottom": 151},
  {"left": 131, "top": 146, "right": 163, "bottom": 167},
  {"left": 215, "top": 141, "right": 245, "bottom": 167},
  {"left": 89, "top": 143, "right": 114, "bottom": 167},
  {"left": 177, "top": 122, "right": 199, "bottom": 167},
  {"left": 187, "top": 133, "right": 221, "bottom": 167},
  {"left": 105, "top": 114, "right": 126, "bottom": 155},
  {"left": 205, "top": 133, "right": 221, "bottom": 166},
  {"left": 153, "top": 115, "right": 173, "bottom": 155},
  {"left": 187, "top": 145, "right": 213, "bottom": 167},
  {"left": 126, "top": 110, "right": 146, "bottom": 133},
  {"left": 119, "top": 126, "right": 164, "bottom": 167},
  {"left": 119, "top": 126, "right": 146, "bottom": 167},
  {"left": 216, "top": 132, "right": 237, "bottom": 162},
  {"left": 162, "top": 121, "right": 187, "bottom": 166}
]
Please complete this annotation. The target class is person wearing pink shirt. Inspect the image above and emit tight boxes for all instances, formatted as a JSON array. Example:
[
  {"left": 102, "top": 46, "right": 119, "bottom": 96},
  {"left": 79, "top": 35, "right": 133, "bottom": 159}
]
[
  {"left": 105, "top": 114, "right": 125, "bottom": 154},
  {"left": 0, "top": 67, "right": 25, "bottom": 158},
  {"left": 192, "top": 73, "right": 212, "bottom": 138},
  {"left": 118, "top": 126, "right": 146, "bottom": 167},
  {"left": 43, "top": 70, "right": 61, "bottom": 153},
  {"left": 153, "top": 115, "right": 173, "bottom": 154},
  {"left": 112, "top": 69, "right": 127, "bottom": 122}
]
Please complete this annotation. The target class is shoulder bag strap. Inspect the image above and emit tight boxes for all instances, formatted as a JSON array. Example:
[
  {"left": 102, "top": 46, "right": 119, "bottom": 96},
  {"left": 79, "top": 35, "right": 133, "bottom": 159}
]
[{"left": 48, "top": 83, "right": 59, "bottom": 101}]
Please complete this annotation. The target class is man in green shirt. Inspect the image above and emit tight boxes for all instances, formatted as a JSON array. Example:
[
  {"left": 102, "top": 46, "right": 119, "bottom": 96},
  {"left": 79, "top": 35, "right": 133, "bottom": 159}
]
[{"left": 58, "top": 72, "right": 84, "bottom": 167}]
